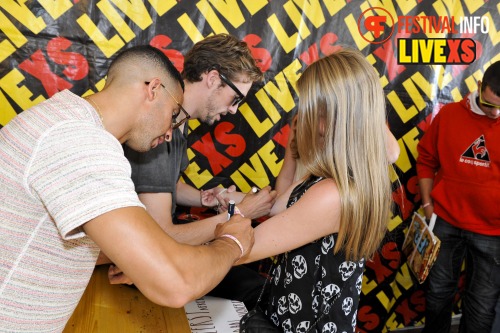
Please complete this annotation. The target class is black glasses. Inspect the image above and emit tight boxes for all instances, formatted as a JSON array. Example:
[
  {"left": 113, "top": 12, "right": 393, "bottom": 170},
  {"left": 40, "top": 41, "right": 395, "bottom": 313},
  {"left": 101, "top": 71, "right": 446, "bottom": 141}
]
[
  {"left": 479, "top": 88, "right": 500, "bottom": 109},
  {"left": 145, "top": 81, "right": 190, "bottom": 129},
  {"left": 219, "top": 73, "right": 245, "bottom": 107}
]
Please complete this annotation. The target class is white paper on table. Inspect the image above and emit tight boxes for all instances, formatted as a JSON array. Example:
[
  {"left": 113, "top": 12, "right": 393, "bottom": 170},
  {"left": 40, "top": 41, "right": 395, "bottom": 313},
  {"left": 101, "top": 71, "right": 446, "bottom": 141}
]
[{"left": 184, "top": 296, "right": 248, "bottom": 333}]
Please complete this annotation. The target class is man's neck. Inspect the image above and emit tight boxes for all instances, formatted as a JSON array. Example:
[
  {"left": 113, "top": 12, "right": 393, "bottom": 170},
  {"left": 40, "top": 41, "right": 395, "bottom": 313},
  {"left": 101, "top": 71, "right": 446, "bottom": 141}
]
[{"left": 182, "top": 80, "right": 205, "bottom": 120}]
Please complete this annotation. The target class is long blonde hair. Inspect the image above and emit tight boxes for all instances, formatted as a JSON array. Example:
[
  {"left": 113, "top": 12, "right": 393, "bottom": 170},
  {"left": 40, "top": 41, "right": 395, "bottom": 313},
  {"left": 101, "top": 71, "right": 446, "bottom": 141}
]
[{"left": 295, "top": 48, "right": 391, "bottom": 261}]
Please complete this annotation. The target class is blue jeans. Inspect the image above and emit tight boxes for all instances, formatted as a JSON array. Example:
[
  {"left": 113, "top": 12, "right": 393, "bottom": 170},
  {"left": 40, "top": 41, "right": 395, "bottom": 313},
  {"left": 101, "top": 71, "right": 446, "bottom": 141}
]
[
  {"left": 491, "top": 298, "right": 500, "bottom": 333},
  {"left": 422, "top": 216, "right": 500, "bottom": 333}
]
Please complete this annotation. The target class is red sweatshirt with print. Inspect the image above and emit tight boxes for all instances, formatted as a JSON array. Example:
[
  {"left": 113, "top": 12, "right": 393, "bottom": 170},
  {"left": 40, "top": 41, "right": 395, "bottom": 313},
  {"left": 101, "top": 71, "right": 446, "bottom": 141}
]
[{"left": 416, "top": 94, "right": 500, "bottom": 236}]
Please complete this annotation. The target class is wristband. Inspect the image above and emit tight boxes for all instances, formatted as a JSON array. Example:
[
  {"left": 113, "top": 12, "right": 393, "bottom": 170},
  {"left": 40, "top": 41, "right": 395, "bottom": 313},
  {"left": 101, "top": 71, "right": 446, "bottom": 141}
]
[
  {"left": 216, "top": 188, "right": 227, "bottom": 212},
  {"left": 422, "top": 202, "right": 432, "bottom": 208},
  {"left": 219, "top": 234, "right": 244, "bottom": 258},
  {"left": 234, "top": 205, "right": 244, "bottom": 217}
]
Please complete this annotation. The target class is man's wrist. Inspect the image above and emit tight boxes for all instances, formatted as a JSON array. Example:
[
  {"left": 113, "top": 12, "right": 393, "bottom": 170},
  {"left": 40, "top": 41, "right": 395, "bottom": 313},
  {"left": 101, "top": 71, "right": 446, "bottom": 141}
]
[{"left": 214, "top": 235, "right": 244, "bottom": 261}]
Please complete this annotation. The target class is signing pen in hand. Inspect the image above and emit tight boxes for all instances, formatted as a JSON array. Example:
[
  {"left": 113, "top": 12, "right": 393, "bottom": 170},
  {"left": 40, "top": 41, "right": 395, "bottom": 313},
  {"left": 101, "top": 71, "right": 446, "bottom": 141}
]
[{"left": 227, "top": 200, "right": 235, "bottom": 221}]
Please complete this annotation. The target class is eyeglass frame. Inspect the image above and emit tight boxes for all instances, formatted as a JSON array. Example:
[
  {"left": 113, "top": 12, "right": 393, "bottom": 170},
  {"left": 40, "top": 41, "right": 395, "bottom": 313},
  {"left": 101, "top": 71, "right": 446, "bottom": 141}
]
[
  {"left": 218, "top": 72, "right": 246, "bottom": 107},
  {"left": 479, "top": 87, "right": 500, "bottom": 109},
  {"left": 145, "top": 81, "right": 190, "bottom": 129}
]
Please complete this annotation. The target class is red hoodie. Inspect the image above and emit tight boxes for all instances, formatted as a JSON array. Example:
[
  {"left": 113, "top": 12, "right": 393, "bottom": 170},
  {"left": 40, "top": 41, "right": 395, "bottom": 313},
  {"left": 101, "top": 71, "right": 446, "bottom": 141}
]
[{"left": 417, "top": 93, "right": 500, "bottom": 235}]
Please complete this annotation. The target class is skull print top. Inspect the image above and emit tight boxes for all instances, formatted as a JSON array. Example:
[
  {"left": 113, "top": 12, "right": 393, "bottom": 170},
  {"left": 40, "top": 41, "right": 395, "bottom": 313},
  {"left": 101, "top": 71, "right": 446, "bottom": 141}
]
[{"left": 264, "top": 175, "right": 365, "bottom": 333}]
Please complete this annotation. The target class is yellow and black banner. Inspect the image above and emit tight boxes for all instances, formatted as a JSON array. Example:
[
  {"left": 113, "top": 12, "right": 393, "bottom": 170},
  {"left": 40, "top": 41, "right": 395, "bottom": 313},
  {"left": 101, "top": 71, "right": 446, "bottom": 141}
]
[{"left": 1, "top": 1, "right": 498, "bottom": 331}]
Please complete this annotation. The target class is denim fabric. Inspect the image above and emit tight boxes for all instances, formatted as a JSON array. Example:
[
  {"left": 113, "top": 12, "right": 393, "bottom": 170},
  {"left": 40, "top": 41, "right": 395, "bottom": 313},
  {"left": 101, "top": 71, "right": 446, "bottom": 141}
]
[
  {"left": 491, "top": 298, "right": 500, "bottom": 333},
  {"left": 423, "top": 216, "right": 500, "bottom": 333}
]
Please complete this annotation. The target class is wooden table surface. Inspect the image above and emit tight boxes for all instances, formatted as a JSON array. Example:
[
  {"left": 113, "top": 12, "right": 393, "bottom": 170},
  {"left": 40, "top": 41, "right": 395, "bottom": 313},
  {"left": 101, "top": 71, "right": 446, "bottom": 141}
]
[{"left": 63, "top": 265, "right": 191, "bottom": 333}]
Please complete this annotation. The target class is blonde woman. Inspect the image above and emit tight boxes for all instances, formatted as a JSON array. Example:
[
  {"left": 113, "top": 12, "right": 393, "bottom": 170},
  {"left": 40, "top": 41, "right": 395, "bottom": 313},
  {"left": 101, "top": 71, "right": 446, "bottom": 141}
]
[{"left": 239, "top": 48, "right": 393, "bottom": 332}]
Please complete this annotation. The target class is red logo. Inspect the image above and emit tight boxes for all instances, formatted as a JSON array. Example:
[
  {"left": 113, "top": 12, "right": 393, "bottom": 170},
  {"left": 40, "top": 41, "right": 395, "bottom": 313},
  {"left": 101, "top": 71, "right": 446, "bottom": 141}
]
[{"left": 357, "top": 7, "right": 395, "bottom": 44}]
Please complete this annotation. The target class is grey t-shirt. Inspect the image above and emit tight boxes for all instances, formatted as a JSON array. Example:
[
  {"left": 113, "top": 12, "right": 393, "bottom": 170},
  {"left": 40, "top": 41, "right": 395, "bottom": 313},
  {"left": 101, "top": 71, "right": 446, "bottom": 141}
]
[{"left": 124, "top": 124, "right": 189, "bottom": 217}]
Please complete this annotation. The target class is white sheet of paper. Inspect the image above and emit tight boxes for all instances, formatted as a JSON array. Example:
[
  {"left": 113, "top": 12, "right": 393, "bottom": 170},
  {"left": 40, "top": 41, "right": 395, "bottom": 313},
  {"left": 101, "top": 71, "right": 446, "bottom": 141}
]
[{"left": 184, "top": 296, "right": 248, "bottom": 333}]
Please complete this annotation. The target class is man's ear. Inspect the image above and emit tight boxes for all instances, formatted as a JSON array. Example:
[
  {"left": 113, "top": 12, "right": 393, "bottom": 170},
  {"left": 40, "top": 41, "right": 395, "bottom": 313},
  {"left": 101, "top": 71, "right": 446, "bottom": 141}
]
[
  {"left": 205, "top": 69, "right": 219, "bottom": 89},
  {"left": 145, "top": 78, "right": 161, "bottom": 100}
]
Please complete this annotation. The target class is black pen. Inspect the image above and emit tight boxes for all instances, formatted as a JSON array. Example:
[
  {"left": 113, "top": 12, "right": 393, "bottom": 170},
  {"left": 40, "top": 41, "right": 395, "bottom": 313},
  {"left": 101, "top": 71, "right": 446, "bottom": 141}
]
[{"left": 227, "top": 200, "right": 235, "bottom": 221}]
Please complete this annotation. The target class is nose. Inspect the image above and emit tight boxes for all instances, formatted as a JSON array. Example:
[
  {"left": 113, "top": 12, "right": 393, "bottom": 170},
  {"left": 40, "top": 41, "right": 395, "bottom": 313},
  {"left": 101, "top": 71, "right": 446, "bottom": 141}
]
[{"left": 228, "top": 104, "right": 239, "bottom": 114}]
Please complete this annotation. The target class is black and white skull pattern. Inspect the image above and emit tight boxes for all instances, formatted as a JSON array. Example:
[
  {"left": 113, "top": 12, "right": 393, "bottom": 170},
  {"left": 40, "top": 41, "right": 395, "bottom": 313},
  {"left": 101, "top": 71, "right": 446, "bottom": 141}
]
[
  {"left": 278, "top": 295, "right": 289, "bottom": 315},
  {"left": 341, "top": 297, "right": 353, "bottom": 316},
  {"left": 321, "top": 283, "right": 340, "bottom": 302},
  {"left": 312, "top": 280, "right": 323, "bottom": 298},
  {"left": 339, "top": 261, "right": 356, "bottom": 281},
  {"left": 264, "top": 176, "right": 364, "bottom": 333},
  {"left": 351, "top": 309, "right": 358, "bottom": 329},
  {"left": 358, "top": 258, "right": 365, "bottom": 268},
  {"left": 288, "top": 293, "right": 302, "bottom": 314},
  {"left": 291, "top": 254, "right": 307, "bottom": 279},
  {"left": 296, "top": 321, "right": 311, "bottom": 332},
  {"left": 282, "top": 318, "right": 293, "bottom": 333},
  {"left": 274, "top": 264, "right": 282, "bottom": 286},
  {"left": 312, "top": 295, "right": 320, "bottom": 315},
  {"left": 284, "top": 271, "right": 293, "bottom": 287},
  {"left": 270, "top": 311, "right": 279, "bottom": 326},
  {"left": 322, "top": 322, "right": 337, "bottom": 333},
  {"left": 355, "top": 274, "right": 363, "bottom": 295},
  {"left": 321, "top": 235, "right": 335, "bottom": 254}
]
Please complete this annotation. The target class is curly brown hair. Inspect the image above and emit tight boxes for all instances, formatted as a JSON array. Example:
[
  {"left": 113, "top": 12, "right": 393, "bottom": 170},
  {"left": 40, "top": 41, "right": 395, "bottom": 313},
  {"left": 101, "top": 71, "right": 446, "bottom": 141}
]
[{"left": 182, "top": 34, "right": 263, "bottom": 84}]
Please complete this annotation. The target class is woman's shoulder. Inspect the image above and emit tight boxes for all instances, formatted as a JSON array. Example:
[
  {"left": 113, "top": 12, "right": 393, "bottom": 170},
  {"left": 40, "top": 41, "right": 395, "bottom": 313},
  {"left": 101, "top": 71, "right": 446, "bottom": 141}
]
[
  {"left": 302, "top": 176, "right": 339, "bottom": 203},
  {"left": 287, "top": 176, "right": 340, "bottom": 217}
]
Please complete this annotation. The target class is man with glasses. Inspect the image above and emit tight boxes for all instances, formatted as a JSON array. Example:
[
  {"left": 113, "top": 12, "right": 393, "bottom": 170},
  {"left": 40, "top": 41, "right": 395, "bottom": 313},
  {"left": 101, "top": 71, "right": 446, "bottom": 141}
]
[
  {"left": 0, "top": 45, "right": 256, "bottom": 332},
  {"left": 120, "top": 34, "right": 276, "bottom": 309},
  {"left": 417, "top": 60, "right": 500, "bottom": 333}
]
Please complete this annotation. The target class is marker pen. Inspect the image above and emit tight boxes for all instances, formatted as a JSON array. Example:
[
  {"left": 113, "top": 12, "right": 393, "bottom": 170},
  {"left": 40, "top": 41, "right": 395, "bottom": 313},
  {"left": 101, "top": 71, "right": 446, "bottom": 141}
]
[{"left": 227, "top": 200, "right": 235, "bottom": 221}]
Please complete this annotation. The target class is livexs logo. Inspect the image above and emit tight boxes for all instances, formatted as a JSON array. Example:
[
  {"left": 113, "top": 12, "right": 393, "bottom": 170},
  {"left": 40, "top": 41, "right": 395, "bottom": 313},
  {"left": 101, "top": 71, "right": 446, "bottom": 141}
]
[{"left": 357, "top": 7, "right": 488, "bottom": 65}]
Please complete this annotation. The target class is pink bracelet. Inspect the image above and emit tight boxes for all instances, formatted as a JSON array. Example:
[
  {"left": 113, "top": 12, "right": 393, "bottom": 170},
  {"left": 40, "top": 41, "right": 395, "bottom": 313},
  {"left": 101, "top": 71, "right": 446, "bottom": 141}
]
[
  {"left": 422, "top": 202, "right": 432, "bottom": 208},
  {"left": 234, "top": 206, "right": 244, "bottom": 217},
  {"left": 219, "top": 234, "right": 244, "bottom": 258}
]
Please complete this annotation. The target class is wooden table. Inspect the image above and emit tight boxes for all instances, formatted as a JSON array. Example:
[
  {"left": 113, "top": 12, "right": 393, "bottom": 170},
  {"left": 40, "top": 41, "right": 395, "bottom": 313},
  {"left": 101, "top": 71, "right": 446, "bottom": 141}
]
[{"left": 63, "top": 265, "right": 191, "bottom": 333}]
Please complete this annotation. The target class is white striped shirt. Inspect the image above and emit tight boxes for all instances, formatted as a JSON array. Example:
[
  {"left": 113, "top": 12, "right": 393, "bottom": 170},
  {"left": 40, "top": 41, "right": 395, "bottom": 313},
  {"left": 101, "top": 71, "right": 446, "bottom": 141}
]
[{"left": 0, "top": 90, "right": 144, "bottom": 332}]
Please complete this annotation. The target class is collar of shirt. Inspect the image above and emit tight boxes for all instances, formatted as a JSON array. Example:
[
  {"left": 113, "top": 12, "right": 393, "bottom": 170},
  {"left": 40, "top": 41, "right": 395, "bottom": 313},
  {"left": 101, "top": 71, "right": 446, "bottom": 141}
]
[{"left": 468, "top": 90, "right": 486, "bottom": 116}]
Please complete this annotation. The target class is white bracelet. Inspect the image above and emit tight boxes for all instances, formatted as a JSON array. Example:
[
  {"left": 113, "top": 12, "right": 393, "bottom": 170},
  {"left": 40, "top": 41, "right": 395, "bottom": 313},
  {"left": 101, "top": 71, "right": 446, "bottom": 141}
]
[
  {"left": 422, "top": 202, "right": 432, "bottom": 208},
  {"left": 216, "top": 188, "right": 228, "bottom": 212},
  {"left": 219, "top": 234, "right": 244, "bottom": 258},
  {"left": 218, "top": 188, "right": 228, "bottom": 197}
]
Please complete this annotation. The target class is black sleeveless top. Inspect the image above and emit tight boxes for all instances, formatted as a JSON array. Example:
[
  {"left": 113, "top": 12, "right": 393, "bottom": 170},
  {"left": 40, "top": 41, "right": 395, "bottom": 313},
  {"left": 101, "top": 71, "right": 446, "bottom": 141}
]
[{"left": 264, "top": 175, "right": 364, "bottom": 332}]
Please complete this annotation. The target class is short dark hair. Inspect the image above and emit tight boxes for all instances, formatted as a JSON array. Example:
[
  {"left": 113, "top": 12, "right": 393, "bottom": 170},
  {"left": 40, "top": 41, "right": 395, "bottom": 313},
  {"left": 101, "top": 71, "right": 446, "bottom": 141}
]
[
  {"left": 482, "top": 61, "right": 500, "bottom": 96},
  {"left": 108, "top": 45, "right": 184, "bottom": 91},
  {"left": 182, "top": 34, "right": 262, "bottom": 84}
]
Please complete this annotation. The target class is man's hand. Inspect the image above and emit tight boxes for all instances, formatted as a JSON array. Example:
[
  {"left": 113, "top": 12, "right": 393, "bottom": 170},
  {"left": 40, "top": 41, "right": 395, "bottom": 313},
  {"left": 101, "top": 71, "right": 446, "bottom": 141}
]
[
  {"left": 108, "top": 264, "right": 134, "bottom": 285},
  {"left": 201, "top": 185, "right": 236, "bottom": 210},
  {"left": 214, "top": 214, "right": 254, "bottom": 259},
  {"left": 237, "top": 186, "right": 277, "bottom": 219}
]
